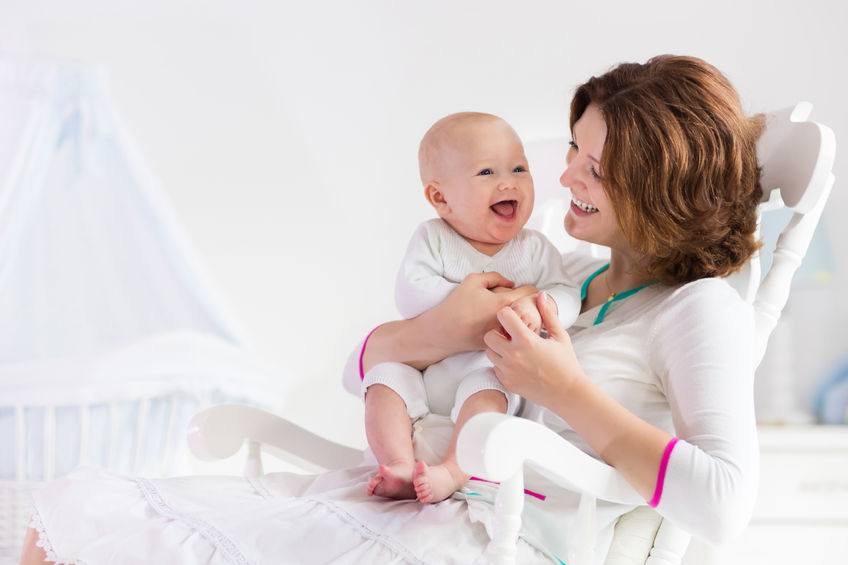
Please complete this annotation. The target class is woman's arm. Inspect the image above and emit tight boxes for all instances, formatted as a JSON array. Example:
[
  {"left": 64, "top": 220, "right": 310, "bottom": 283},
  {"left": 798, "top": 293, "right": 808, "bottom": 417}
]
[
  {"left": 362, "top": 272, "right": 537, "bottom": 372},
  {"left": 342, "top": 271, "right": 535, "bottom": 398},
  {"left": 647, "top": 282, "right": 759, "bottom": 542},
  {"left": 485, "top": 285, "right": 759, "bottom": 543},
  {"left": 484, "top": 293, "right": 671, "bottom": 501}
]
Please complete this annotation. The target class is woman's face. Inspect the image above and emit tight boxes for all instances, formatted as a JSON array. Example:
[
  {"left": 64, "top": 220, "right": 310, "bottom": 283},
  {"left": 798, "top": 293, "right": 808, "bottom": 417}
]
[{"left": 560, "top": 104, "right": 626, "bottom": 249}]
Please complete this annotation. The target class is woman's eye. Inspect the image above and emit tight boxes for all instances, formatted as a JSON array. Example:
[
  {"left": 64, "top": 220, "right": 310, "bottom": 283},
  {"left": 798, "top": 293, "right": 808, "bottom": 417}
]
[
  {"left": 569, "top": 140, "right": 601, "bottom": 181},
  {"left": 478, "top": 168, "right": 493, "bottom": 176}
]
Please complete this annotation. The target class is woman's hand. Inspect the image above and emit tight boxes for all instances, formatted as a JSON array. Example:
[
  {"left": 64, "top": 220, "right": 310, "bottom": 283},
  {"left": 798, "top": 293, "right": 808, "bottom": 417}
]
[
  {"left": 360, "top": 272, "right": 536, "bottom": 373},
  {"left": 485, "top": 291, "right": 673, "bottom": 500},
  {"left": 424, "top": 272, "right": 537, "bottom": 352},
  {"left": 484, "top": 292, "right": 584, "bottom": 407}
]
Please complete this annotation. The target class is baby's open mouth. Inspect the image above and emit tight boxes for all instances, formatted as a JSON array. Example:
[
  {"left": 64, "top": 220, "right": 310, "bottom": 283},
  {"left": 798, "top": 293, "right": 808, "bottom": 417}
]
[{"left": 491, "top": 199, "right": 517, "bottom": 219}]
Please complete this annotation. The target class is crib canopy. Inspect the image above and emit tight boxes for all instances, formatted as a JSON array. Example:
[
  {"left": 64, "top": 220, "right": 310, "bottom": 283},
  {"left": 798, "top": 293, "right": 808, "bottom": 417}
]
[{"left": 0, "top": 59, "right": 281, "bottom": 465}]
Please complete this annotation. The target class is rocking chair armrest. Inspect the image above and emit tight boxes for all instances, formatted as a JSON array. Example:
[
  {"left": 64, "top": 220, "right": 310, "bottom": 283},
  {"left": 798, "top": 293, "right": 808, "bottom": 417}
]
[
  {"left": 187, "top": 403, "right": 364, "bottom": 474},
  {"left": 457, "top": 412, "right": 645, "bottom": 506}
]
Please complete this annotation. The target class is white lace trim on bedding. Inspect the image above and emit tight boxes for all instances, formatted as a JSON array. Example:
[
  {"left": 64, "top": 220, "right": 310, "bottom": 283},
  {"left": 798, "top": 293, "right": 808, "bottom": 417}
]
[
  {"left": 135, "top": 478, "right": 249, "bottom": 565},
  {"left": 139, "top": 477, "right": 425, "bottom": 565},
  {"left": 306, "top": 496, "right": 428, "bottom": 565},
  {"left": 28, "top": 510, "right": 88, "bottom": 565}
]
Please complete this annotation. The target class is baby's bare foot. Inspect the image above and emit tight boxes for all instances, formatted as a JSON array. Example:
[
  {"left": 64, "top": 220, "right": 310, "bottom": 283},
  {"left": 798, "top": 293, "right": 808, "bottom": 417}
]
[
  {"left": 412, "top": 460, "right": 469, "bottom": 503},
  {"left": 367, "top": 461, "right": 416, "bottom": 499}
]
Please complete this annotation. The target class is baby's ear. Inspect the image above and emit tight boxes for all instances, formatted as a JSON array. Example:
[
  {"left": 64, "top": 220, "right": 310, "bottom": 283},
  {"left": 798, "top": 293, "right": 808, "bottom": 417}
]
[{"left": 424, "top": 183, "right": 449, "bottom": 213}]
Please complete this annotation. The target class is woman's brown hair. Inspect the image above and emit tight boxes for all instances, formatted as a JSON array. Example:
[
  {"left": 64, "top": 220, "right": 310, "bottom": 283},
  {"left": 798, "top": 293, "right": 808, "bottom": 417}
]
[{"left": 571, "top": 55, "right": 764, "bottom": 285}]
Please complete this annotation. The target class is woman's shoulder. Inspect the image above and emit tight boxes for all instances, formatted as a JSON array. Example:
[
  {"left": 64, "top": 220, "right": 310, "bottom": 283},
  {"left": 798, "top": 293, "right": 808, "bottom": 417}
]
[
  {"left": 668, "top": 276, "right": 749, "bottom": 307},
  {"left": 654, "top": 276, "right": 753, "bottom": 334}
]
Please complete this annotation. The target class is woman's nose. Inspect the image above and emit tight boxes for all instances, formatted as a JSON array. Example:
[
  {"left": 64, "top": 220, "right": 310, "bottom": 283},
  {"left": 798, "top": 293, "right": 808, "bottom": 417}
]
[{"left": 559, "top": 166, "right": 571, "bottom": 188}]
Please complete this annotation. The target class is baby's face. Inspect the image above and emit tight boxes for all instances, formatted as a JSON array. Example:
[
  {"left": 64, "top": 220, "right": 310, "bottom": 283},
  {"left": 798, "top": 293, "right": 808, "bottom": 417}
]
[{"left": 434, "top": 120, "right": 534, "bottom": 254}]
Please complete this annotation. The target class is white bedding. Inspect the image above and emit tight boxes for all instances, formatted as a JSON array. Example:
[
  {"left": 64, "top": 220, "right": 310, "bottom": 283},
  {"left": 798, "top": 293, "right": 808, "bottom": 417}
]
[
  {"left": 31, "top": 411, "right": 634, "bottom": 565},
  {"left": 32, "top": 465, "right": 557, "bottom": 565}
]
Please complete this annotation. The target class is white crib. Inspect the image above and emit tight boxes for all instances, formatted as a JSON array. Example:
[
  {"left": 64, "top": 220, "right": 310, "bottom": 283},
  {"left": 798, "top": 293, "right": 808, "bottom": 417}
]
[{"left": 0, "top": 60, "right": 282, "bottom": 562}]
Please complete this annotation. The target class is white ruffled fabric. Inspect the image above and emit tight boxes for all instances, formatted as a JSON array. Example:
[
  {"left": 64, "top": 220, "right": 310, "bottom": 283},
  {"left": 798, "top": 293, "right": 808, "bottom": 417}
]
[{"left": 30, "top": 466, "right": 557, "bottom": 565}]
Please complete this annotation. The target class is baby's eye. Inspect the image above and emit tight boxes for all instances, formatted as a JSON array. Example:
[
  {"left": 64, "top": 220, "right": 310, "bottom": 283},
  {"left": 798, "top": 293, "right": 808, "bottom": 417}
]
[
  {"left": 513, "top": 165, "right": 527, "bottom": 173},
  {"left": 478, "top": 168, "right": 494, "bottom": 176}
]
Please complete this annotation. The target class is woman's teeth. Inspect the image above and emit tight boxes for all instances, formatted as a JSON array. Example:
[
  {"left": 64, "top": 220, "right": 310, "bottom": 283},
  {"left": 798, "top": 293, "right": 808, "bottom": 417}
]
[{"left": 573, "top": 197, "right": 598, "bottom": 213}]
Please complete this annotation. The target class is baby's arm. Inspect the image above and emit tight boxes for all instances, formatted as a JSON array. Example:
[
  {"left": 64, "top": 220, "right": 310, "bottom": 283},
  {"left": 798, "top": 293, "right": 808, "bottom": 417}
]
[
  {"left": 527, "top": 230, "right": 581, "bottom": 327},
  {"left": 395, "top": 221, "right": 459, "bottom": 319},
  {"left": 542, "top": 284, "right": 580, "bottom": 327}
]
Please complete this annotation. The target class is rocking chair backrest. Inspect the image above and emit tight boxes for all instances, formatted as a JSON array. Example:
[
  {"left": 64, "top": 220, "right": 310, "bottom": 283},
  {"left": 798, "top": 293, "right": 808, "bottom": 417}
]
[
  {"left": 736, "top": 102, "right": 836, "bottom": 365},
  {"left": 639, "top": 101, "right": 836, "bottom": 565}
]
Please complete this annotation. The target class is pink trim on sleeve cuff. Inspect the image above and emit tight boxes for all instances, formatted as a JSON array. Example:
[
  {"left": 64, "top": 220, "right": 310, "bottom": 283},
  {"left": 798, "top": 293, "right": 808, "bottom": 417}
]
[
  {"left": 359, "top": 325, "right": 382, "bottom": 380},
  {"left": 648, "top": 437, "right": 679, "bottom": 508}
]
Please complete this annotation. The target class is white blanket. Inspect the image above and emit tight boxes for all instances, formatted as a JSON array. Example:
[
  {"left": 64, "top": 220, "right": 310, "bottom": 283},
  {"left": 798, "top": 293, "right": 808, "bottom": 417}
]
[
  {"left": 31, "top": 414, "right": 630, "bottom": 564},
  {"left": 32, "top": 465, "right": 558, "bottom": 565}
]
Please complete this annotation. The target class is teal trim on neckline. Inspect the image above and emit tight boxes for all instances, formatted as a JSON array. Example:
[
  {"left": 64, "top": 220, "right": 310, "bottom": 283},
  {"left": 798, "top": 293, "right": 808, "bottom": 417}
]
[
  {"left": 581, "top": 264, "right": 608, "bottom": 301},
  {"left": 582, "top": 263, "right": 656, "bottom": 325}
]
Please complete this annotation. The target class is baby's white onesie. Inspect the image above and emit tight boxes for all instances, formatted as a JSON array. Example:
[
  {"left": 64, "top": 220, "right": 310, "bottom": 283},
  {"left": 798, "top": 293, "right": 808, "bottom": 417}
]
[{"left": 362, "top": 218, "right": 580, "bottom": 421}]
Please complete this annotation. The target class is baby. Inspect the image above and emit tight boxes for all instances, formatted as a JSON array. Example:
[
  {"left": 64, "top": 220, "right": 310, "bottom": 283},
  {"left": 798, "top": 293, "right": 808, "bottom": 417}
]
[{"left": 363, "top": 112, "right": 580, "bottom": 503}]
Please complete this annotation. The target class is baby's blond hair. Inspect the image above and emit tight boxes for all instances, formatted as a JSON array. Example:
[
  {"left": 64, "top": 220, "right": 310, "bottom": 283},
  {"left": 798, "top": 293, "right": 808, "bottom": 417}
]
[{"left": 418, "top": 112, "right": 507, "bottom": 185}]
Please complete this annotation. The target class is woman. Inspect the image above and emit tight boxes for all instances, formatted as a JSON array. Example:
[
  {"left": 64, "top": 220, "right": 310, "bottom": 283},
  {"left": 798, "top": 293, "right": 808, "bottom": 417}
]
[{"left": 22, "top": 54, "right": 763, "bottom": 564}]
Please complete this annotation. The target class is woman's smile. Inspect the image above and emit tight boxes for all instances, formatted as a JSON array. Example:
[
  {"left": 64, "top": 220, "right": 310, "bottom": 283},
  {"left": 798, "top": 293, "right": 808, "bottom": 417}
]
[{"left": 571, "top": 196, "right": 598, "bottom": 214}]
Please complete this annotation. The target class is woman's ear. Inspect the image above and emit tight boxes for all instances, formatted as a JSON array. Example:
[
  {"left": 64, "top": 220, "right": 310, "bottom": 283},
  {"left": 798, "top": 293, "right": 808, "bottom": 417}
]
[{"left": 425, "top": 183, "right": 450, "bottom": 213}]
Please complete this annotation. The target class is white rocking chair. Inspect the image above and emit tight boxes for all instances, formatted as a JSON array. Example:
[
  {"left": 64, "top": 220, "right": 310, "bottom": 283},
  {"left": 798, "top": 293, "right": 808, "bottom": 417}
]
[{"left": 186, "top": 102, "right": 836, "bottom": 565}]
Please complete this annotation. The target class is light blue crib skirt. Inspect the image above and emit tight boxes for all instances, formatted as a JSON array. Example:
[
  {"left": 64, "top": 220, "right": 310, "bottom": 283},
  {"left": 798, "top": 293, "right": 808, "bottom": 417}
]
[{"left": 0, "top": 393, "right": 206, "bottom": 481}]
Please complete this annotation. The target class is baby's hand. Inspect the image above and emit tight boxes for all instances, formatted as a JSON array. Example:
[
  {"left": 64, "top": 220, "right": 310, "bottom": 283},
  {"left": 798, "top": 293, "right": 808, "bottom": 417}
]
[{"left": 509, "top": 293, "right": 544, "bottom": 335}]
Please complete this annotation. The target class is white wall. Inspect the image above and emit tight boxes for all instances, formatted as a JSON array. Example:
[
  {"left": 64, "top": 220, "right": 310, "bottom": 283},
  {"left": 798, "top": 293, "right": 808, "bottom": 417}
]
[{"left": 2, "top": 0, "right": 846, "bottom": 447}]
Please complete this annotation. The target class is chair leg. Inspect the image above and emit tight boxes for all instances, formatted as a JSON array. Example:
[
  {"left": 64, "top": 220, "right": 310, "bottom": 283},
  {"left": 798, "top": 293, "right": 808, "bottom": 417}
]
[
  {"left": 485, "top": 468, "right": 524, "bottom": 565},
  {"left": 569, "top": 494, "right": 597, "bottom": 565},
  {"left": 243, "top": 440, "right": 264, "bottom": 477}
]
